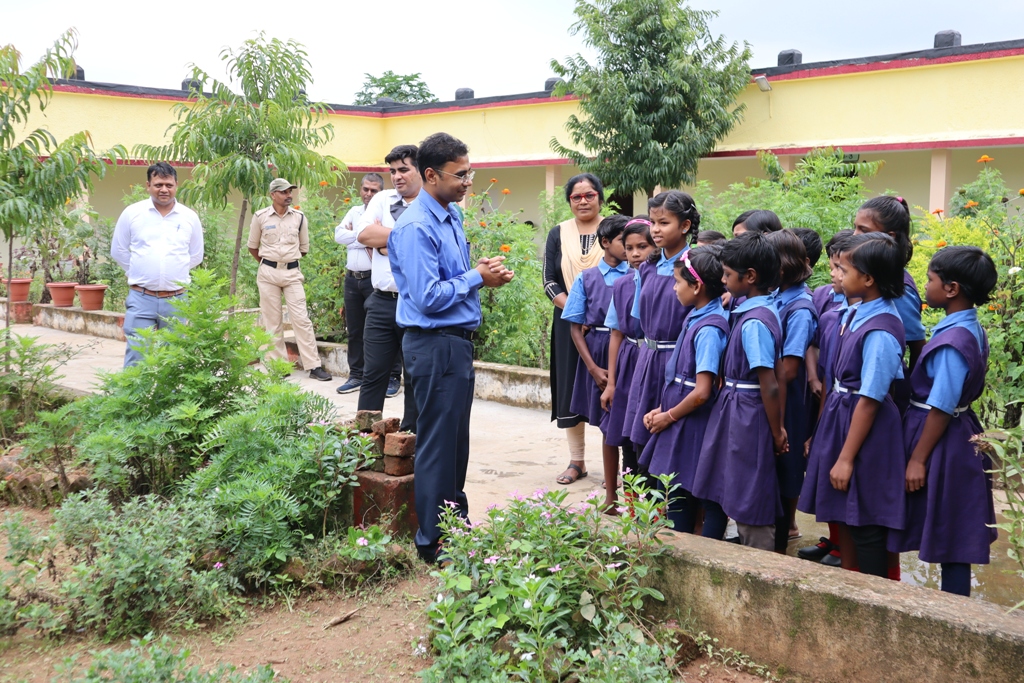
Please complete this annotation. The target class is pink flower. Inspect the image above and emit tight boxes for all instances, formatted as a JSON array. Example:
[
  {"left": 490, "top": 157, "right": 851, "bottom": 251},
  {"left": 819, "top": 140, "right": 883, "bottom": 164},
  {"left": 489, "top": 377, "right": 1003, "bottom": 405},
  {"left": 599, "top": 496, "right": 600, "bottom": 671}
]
[
  {"left": 484, "top": 555, "right": 501, "bottom": 565},
  {"left": 214, "top": 562, "right": 224, "bottom": 570},
  {"left": 586, "top": 491, "right": 602, "bottom": 500},
  {"left": 615, "top": 506, "right": 627, "bottom": 514},
  {"left": 444, "top": 500, "right": 459, "bottom": 508},
  {"left": 468, "top": 550, "right": 476, "bottom": 558},
  {"left": 357, "top": 537, "right": 369, "bottom": 546},
  {"left": 486, "top": 503, "right": 498, "bottom": 511},
  {"left": 606, "top": 562, "right": 623, "bottom": 569},
  {"left": 549, "top": 564, "right": 562, "bottom": 573}
]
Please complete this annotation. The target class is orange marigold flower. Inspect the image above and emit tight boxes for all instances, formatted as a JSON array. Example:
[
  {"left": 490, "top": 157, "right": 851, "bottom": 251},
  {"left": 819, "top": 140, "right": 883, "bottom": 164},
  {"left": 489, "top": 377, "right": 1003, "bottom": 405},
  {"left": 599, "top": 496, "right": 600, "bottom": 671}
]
[
  {"left": 319, "top": 180, "right": 328, "bottom": 187},
  {"left": 344, "top": 198, "right": 351, "bottom": 203},
  {"left": 989, "top": 305, "right": 997, "bottom": 311},
  {"left": 931, "top": 208, "right": 944, "bottom": 215},
  {"left": 937, "top": 240, "right": 948, "bottom": 247},
  {"left": 479, "top": 221, "right": 487, "bottom": 227},
  {"left": 500, "top": 244, "right": 511, "bottom": 253},
  {"left": 964, "top": 200, "right": 979, "bottom": 208},
  {"left": 921, "top": 303, "right": 928, "bottom": 311},
  {"left": 977, "top": 154, "right": 994, "bottom": 163},
  {"left": 490, "top": 177, "right": 497, "bottom": 184},
  {"left": 469, "top": 193, "right": 477, "bottom": 197},
  {"left": 293, "top": 206, "right": 301, "bottom": 210},
  {"left": 502, "top": 188, "right": 511, "bottom": 195},
  {"left": 1018, "top": 188, "right": 1024, "bottom": 196}
]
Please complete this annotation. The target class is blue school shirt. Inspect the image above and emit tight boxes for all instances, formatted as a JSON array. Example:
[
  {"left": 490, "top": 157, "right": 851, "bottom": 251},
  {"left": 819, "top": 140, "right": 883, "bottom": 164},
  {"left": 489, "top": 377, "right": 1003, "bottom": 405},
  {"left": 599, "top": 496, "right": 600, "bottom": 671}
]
[
  {"left": 604, "top": 268, "right": 639, "bottom": 331},
  {"left": 561, "top": 260, "right": 630, "bottom": 324},
  {"left": 839, "top": 297, "right": 905, "bottom": 402},
  {"left": 894, "top": 277, "right": 926, "bottom": 342},
  {"left": 664, "top": 298, "right": 728, "bottom": 385},
  {"left": 925, "top": 308, "right": 984, "bottom": 414},
  {"left": 388, "top": 190, "right": 482, "bottom": 329},
  {"left": 733, "top": 295, "right": 780, "bottom": 370},
  {"left": 775, "top": 286, "right": 818, "bottom": 359},
  {"left": 630, "top": 247, "right": 688, "bottom": 319}
]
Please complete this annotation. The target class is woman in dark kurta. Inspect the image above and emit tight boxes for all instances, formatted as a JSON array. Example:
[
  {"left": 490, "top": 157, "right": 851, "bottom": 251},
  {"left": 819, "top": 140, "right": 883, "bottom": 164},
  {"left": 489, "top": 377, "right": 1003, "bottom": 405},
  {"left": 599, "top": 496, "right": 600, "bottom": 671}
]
[{"left": 543, "top": 173, "right": 606, "bottom": 485}]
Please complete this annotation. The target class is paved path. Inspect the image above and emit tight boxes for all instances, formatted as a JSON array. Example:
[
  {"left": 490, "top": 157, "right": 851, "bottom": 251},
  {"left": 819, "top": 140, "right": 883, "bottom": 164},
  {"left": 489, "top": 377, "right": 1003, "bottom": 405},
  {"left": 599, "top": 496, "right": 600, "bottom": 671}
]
[{"left": 13, "top": 324, "right": 609, "bottom": 512}]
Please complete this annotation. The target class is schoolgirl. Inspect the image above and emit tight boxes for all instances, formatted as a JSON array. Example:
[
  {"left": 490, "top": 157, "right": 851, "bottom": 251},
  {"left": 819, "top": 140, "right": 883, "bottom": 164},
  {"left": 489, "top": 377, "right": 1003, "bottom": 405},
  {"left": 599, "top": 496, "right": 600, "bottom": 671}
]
[
  {"left": 731, "top": 209, "right": 783, "bottom": 237},
  {"left": 888, "top": 246, "right": 998, "bottom": 596},
  {"left": 691, "top": 232, "right": 786, "bottom": 550},
  {"left": 799, "top": 233, "right": 907, "bottom": 578},
  {"left": 638, "top": 246, "right": 730, "bottom": 536},
  {"left": 622, "top": 192, "right": 701, "bottom": 453},
  {"left": 765, "top": 230, "right": 819, "bottom": 550},
  {"left": 811, "top": 230, "right": 853, "bottom": 318},
  {"left": 600, "top": 217, "right": 655, "bottom": 508}
]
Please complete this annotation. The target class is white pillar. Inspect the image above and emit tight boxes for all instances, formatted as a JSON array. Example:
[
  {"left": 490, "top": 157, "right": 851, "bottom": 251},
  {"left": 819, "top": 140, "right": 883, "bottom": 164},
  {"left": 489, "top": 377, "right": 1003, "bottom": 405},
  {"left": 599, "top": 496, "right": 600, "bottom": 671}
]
[
  {"left": 929, "top": 149, "right": 952, "bottom": 214},
  {"left": 778, "top": 155, "right": 798, "bottom": 173},
  {"left": 545, "top": 165, "right": 558, "bottom": 198}
]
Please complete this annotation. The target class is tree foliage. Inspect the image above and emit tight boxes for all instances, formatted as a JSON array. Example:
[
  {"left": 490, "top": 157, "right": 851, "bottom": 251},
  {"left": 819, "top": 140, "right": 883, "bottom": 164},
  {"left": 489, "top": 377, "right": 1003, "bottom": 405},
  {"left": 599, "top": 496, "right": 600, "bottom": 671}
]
[
  {"left": 134, "top": 32, "right": 344, "bottom": 295},
  {"left": 353, "top": 70, "right": 438, "bottom": 105},
  {"left": 0, "top": 30, "right": 126, "bottom": 323},
  {"left": 551, "top": 0, "right": 751, "bottom": 197}
]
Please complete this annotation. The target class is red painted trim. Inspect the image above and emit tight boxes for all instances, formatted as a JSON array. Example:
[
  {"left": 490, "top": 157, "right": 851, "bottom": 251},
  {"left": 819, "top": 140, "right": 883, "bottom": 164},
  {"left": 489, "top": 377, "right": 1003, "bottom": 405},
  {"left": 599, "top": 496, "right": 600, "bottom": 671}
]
[
  {"left": 709, "top": 136, "right": 1024, "bottom": 158},
  {"left": 378, "top": 95, "right": 576, "bottom": 117},
  {"left": 752, "top": 47, "right": 1024, "bottom": 83},
  {"left": 347, "top": 165, "right": 388, "bottom": 172},
  {"left": 472, "top": 158, "right": 574, "bottom": 169}
]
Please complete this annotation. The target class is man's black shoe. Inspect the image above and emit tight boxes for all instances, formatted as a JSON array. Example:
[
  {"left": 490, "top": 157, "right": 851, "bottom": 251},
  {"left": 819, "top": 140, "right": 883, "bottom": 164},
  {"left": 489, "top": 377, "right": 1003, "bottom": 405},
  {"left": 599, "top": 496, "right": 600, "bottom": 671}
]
[
  {"left": 309, "top": 367, "right": 332, "bottom": 381},
  {"left": 820, "top": 553, "right": 842, "bottom": 567}
]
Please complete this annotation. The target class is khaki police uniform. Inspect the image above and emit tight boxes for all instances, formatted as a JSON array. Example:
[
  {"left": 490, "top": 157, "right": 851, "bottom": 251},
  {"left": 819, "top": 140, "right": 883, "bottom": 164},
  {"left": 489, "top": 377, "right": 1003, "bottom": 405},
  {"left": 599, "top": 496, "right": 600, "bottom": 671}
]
[{"left": 247, "top": 205, "right": 321, "bottom": 370}]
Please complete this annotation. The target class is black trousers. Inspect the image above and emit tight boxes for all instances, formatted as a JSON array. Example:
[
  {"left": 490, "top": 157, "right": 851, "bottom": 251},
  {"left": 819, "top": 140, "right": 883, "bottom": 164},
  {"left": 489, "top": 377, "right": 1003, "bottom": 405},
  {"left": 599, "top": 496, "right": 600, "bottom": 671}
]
[
  {"left": 356, "top": 291, "right": 417, "bottom": 431},
  {"left": 848, "top": 524, "right": 889, "bottom": 578},
  {"left": 404, "top": 330, "right": 474, "bottom": 551},
  {"left": 343, "top": 273, "right": 400, "bottom": 382}
]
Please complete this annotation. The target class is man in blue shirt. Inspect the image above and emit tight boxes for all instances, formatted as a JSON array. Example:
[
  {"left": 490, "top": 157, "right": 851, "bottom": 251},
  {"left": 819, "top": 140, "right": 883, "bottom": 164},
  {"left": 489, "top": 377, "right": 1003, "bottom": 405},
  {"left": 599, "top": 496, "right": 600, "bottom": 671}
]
[{"left": 388, "top": 132, "right": 513, "bottom": 564}]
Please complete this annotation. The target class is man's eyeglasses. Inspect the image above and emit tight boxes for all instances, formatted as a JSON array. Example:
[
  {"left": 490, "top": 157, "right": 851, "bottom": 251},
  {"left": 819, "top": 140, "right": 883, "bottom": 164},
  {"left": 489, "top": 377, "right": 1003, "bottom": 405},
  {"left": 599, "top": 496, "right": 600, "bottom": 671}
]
[
  {"left": 433, "top": 169, "right": 475, "bottom": 184},
  {"left": 569, "top": 191, "right": 599, "bottom": 204}
]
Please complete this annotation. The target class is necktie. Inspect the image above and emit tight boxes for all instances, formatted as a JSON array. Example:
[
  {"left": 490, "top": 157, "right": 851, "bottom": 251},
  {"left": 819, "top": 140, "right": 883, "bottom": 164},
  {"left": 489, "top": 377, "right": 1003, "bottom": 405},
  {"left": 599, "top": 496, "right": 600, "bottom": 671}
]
[{"left": 390, "top": 199, "right": 407, "bottom": 221}]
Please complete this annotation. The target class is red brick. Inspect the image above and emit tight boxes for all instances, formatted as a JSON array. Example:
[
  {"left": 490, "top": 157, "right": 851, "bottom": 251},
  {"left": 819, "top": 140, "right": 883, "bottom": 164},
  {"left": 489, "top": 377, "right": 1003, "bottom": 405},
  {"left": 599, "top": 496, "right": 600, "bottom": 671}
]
[
  {"left": 355, "top": 410, "right": 383, "bottom": 431},
  {"left": 353, "top": 470, "right": 418, "bottom": 538},
  {"left": 371, "top": 417, "right": 401, "bottom": 436},
  {"left": 384, "top": 454, "right": 415, "bottom": 477},
  {"left": 9, "top": 302, "right": 32, "bottom": 324},
  {"left": 384, "top": 432, "right": 416, "bottom": 456}
]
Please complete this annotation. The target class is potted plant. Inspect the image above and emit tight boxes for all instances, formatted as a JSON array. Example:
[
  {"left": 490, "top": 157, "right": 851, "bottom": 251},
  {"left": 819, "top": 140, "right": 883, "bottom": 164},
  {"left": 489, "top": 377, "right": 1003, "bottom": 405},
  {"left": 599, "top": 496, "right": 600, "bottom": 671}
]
[
  {"left": 75, "top": 281, "right": 108, "bottom": 311},
  {"left": 3, "top": 250, "right": 34, "bottom": 303},
  {"left": 45, "top": 262, "right": 78, "bottom": 307}
]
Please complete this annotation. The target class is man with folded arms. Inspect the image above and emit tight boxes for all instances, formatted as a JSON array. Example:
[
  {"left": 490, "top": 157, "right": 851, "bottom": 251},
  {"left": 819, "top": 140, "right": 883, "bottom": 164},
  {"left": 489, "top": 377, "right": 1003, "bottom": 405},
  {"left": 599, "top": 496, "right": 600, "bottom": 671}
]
[
  {"left": 111, "top": 161, "right": 204, "bottom": 367},
  {"left": 247, "top": 178, "right": 331, "bottom": 381}
]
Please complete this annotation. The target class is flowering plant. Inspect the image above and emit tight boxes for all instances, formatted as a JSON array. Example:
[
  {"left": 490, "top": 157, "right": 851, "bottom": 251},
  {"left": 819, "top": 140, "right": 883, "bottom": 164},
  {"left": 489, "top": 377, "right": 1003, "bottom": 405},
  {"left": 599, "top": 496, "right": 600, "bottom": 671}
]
[{"left": 422, "top": 473, "right": 675, "bottom": 680}]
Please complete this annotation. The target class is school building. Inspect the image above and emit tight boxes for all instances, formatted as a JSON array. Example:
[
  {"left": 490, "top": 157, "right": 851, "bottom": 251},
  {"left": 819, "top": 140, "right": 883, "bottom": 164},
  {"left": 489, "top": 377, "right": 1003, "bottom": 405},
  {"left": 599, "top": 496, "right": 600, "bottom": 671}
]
[{"left": 28, "top": 30, "right": 1024, "bottom": 226}]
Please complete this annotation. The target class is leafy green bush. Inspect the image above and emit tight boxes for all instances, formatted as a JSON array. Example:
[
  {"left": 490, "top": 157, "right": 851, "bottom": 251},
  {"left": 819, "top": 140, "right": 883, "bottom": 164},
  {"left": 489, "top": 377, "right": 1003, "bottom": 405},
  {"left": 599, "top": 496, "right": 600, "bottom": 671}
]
[
  {"left": 55, "top": 633, "right": 281, "bottom": 682},
  {"left": 300, "top": 524, "right": 411, "bottom": 589},
  {"left": 75, "top": 270, "right": 284, "bottom": 497},
  {"left": 0, "top": 330, "right": 77, "bottom": 444},
  {"left": 977, "top": 429, "right": 1024, "bottom": 611},
  {"left": 423, "top": 475, "right": 674, "bottom": 680}
]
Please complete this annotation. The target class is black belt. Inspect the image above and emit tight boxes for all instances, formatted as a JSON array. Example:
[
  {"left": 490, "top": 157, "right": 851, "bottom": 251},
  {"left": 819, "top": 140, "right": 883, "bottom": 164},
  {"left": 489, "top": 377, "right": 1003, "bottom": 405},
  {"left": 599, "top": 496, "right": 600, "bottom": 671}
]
[
  {"left": 346, "top": 269, "right": 371, "bottom": 279},
  {"left": 130, "top": 285, "right": 185, "bottom": 298},
  {"left": 374, "top": 289, "right": 399, "bottom": 299},
  {"left": 261, "top": 259, "right": 299, "bottom": 269},
  {"left": 405, "top": 326, "right": 479, "bottom": 341}
]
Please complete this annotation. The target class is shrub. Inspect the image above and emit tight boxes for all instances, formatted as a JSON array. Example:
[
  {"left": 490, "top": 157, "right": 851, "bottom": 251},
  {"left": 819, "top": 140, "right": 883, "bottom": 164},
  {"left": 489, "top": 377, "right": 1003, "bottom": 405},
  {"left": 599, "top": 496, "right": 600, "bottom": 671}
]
[
  {"left": 55, "top": 633, "right": 281, "bottom": 682},
  {"left": 0, "top": 330, "right": 77, "bottom": 444},
  {"left": 423, "top": 475, "right": 674, "bottom": 680},
  {"left": 976, "top": 428, "right": 1024, "bottom": 611}
]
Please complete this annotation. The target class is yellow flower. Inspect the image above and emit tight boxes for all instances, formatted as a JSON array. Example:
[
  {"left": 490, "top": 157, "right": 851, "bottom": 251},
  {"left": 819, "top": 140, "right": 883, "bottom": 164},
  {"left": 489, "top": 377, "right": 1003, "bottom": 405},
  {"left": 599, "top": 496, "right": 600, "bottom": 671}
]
[
  {"left": 977, "top": 155, "right": 994, "bottom": 163},
  {"left": 502, "top": 188, "right": 511, "bottom": 195}
]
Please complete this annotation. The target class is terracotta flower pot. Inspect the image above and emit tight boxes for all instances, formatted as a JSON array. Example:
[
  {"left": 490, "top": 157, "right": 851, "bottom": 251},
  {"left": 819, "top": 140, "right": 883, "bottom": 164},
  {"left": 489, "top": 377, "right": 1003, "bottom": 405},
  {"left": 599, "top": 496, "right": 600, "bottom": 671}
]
[
  {"left": 46, "top": 282, "right": 78, "bottom": 307},
  {"left": 75, "top": 284, "right": 108, "bottom": 311},
  {"left": 4, "top": 278, "right": 32, "bottom": 303}
]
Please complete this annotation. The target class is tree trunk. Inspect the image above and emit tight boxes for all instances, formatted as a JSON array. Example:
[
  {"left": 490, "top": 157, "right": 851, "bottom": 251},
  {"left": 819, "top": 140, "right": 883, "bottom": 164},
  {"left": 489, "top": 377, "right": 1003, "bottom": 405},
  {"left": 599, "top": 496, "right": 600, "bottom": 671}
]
[
  {"left": 5, "top": 237, "right": 12, "bottom": 333},
  {"left": 228, "top": 198, "right": 249, "bottom": 311}
]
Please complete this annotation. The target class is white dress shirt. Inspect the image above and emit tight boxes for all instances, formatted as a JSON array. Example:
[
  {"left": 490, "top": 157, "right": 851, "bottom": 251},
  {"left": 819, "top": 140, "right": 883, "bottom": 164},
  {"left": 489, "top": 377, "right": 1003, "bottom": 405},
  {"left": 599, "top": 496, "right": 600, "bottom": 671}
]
[
  {"left": 354, "top": 189, "right": 416, "bottom": 292},
  {"left": 111, "top": 198, "right": 204, "bottom": 290},
  {"left": 334, "top": 203, "right": 372, "bottom": 272}
]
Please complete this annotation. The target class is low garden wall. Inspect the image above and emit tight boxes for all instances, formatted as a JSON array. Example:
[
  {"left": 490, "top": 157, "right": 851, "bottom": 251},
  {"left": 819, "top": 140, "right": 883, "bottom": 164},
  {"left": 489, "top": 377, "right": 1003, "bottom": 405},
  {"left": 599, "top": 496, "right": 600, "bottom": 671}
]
[{"left": 651, "top": 531, "right": 1024, "bottom": 682}]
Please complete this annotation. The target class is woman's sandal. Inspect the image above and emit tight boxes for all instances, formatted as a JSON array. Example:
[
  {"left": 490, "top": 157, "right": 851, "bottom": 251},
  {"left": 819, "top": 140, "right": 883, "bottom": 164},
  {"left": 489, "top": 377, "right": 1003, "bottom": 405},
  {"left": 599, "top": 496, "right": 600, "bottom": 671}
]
[{"left": 556, "top": 462, "right": 588, "bottom": 485}]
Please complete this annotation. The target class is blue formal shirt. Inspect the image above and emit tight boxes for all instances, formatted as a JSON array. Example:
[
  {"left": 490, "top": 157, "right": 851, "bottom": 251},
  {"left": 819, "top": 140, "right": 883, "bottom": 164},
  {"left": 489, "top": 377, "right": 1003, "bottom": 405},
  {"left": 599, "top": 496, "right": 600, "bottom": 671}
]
[
  {"left": 388, "top": 190, "right": 483, "bottom": 330},
  {"left": 631, "top": 247, "right": 688, "bottom": 319},
  {"left": 839, "top": 297, "right": 905, "bottom": 402},
  {"left": 733, "top": 295, "right": 780, "bottom": 371},
  {"left": 562, "top": 260, "right": 630, "bottom": 325},
  {"left": 895, "top": 273, "right": 926, "bottom": 342},
  {"left": 605, "top": 268, "right": 640, "bottom": 331},
  {"left": 925, "top": 308, "right": 984, "bottom": 414},
  {"left": 775, "top": 286, "right": 818, "bottom": 360},
  {"left": 664, "top": 298, "right": 728, "bottom": 385}
]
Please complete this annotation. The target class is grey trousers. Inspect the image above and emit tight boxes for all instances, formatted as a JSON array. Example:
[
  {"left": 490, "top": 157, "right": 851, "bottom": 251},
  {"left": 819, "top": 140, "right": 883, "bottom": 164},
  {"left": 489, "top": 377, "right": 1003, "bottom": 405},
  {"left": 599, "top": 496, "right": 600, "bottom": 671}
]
[{"left": 123, "top": 288, "right": 184, "bottom": 367}]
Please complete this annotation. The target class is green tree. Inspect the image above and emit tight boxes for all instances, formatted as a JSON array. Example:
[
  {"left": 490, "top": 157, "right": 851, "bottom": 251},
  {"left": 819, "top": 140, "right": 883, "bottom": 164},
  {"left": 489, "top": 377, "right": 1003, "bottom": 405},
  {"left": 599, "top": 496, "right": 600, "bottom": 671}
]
[
  {"left": 550, "top": 0, "right": 751, "bottom": 198},
  {"left": 353, "top": 70, "right": 438, "bottom": 105},
  {"left": 135, "top": 33, "right": 344, "bottom": 297},
  {"left": 0, "top": 29, "right": 125, "bottom": 328}
]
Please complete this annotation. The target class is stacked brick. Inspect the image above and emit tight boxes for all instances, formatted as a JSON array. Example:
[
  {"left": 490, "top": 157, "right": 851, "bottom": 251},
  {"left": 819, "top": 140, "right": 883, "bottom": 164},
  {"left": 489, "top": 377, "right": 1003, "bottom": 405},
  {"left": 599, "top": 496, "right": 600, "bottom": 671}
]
[{"left": 352, "top": 410, "right": 419, "bottom": 538}]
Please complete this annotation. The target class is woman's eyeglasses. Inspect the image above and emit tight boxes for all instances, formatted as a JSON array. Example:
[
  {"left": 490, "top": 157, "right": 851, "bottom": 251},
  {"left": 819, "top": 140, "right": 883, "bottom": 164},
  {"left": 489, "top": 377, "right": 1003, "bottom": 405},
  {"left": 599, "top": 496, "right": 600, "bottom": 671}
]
[{"left": 569, "top": 191, "right": 599, "bottom": 204}]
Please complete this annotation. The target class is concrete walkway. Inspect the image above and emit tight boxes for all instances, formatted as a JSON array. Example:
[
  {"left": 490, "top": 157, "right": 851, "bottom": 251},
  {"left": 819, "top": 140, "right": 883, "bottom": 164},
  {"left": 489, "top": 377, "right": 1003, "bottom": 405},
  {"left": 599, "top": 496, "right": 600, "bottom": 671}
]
[{"left": 13, "top": 324, "right": 609, "bottom": 512}]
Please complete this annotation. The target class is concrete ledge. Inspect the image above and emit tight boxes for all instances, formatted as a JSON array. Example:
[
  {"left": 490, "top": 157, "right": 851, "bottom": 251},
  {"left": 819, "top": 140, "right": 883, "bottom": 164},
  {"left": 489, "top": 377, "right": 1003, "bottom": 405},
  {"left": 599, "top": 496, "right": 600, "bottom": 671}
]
[
  {"left": 32, "top": 304, "right": 126, "bottom": 341},
  {"left": 650, "top": 531, "right": 1024, "bottom": 682}
]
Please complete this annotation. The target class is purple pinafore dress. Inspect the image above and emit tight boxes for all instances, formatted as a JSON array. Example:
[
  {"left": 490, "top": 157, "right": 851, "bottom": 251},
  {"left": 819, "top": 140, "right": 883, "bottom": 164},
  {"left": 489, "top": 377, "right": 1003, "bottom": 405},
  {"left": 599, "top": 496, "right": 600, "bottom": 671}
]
[
  {"left": 691, "top": 306, "right": 783, "bottom": 526},
  {"left": 812, "top": 284, "right": 839, "bottom": 318},
  {"left": 815, "top": 306, "right": 844, "bottom": 394},
  {"left": 799, "top": 311, "right": 907, "bottom": 529},
  {"left": 639, "top": 310, "right": 730, "bottom": 491},
  {"left": 624, "top": 258, "right": 691, "bottom": 447},
  {"left": 569, "top": 267, "right": 616, "bottom": 429},
  {"left": 892, "top": 271, "right": 922, "bottom": 414},
  {"left": 604, "top": 274, "right": 643, "bottom": 447},
  {"left": 888, "top": 327, "right": 996, "bottom": 564},
  {"left": 777, "top": 296, "right": 819, "bottom": 499}
]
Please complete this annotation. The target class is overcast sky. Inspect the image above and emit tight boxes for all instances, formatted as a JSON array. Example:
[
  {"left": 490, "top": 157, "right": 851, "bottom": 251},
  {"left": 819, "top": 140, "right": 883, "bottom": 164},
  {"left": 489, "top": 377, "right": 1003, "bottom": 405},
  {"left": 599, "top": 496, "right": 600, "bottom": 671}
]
[{"left": 2, "top": 1, "right": 1022, "bottom": 104}]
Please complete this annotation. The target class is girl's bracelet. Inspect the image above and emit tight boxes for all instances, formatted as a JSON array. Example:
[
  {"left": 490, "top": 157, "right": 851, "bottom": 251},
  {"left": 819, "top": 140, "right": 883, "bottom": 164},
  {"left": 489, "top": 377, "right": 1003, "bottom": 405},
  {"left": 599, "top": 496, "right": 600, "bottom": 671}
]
[{"left": 666, "top": 407, "right": 680, "bottom": 422}]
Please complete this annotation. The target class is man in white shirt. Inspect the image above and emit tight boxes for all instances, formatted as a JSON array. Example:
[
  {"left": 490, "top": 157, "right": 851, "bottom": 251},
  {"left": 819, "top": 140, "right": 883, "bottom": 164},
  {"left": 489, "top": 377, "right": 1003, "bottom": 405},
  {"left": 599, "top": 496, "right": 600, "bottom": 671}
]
[
  {"left": 334, "top": 172, "right": 401, "bottom": 394},
  {"left": 111, "top": 162, "right": 204, "bottom": 367},
  {"left": 352, "top": 144, "right": 421, "bottom": 430}
]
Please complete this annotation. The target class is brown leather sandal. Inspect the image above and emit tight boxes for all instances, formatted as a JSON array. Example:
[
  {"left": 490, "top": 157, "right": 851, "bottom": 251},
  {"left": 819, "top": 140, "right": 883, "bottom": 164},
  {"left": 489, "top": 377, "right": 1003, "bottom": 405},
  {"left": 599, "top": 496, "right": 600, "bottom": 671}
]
[{"left": 556, "top": 462, "right": 588, "bottom": 485}]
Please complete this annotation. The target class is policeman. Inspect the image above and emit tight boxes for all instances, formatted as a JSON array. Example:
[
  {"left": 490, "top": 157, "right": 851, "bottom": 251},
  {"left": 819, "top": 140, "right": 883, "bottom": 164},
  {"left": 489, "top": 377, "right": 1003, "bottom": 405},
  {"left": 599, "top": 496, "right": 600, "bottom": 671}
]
[{"left": 246, "top": 178, "right": 332, "bottom": 381}]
